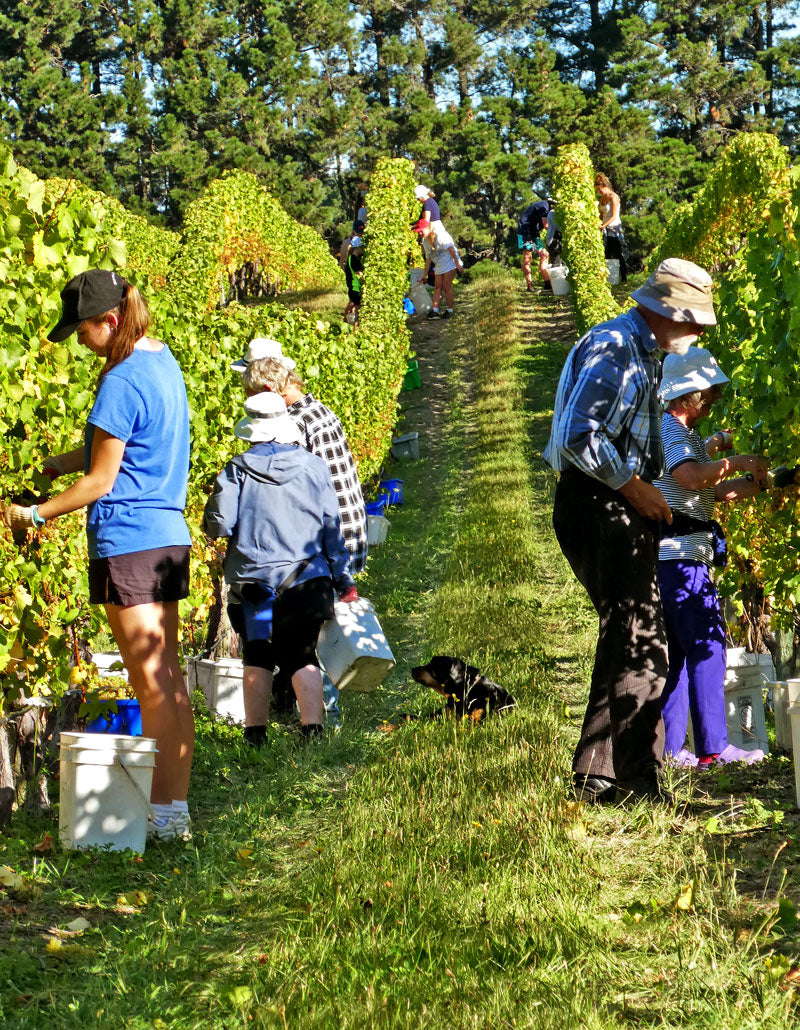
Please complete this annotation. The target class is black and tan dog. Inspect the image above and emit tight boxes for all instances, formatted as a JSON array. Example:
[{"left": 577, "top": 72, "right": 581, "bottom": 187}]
[{"left": 411, "top": 656, "right": 516, "bottom": 721}]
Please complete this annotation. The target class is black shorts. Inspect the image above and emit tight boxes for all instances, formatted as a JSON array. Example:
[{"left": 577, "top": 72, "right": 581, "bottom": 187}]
[
  {"left": 89, "top": 545, "right": 191, "bottom": 606},
  {"left": 228, "top": 576, "right": 335, "bottom": 678},
  {"left": 347, "top": 288, "right": 362, "bottom": 306}
]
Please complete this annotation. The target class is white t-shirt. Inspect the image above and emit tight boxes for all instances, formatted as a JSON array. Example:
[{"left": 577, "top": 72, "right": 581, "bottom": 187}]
[{"left": 422, "top": 228, "right": 459, "bottom": 275}]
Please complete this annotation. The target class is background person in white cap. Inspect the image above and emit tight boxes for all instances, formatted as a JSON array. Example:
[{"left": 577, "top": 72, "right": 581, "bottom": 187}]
[
  {"left": 203, "top": 391, "right": 358, "bottom": 747},
  {"left": 414, "top": 183, "right": 445, "bottom": 233},
  {"left": 339, "top": 219, "right": 365, "bottom": 269},
  {"left": 544, "top": 258, "right": 717, "bottom": 805},
  {"left": 655, "top": 347, "right": 768, "bottom": 769}
]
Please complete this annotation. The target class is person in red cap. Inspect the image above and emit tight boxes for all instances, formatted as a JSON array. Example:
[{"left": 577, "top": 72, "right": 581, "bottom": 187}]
[
  {"left": 412, "top": 218, "right": 463, "bottom": 320},
  {"left": 2, "top": 269, "right": 194, "bottom": 842}
]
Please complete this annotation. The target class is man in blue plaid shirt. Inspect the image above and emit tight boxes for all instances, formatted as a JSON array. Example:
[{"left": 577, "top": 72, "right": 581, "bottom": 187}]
[{"left": 544, "top": 258, "right": 717, "bottom": 805}]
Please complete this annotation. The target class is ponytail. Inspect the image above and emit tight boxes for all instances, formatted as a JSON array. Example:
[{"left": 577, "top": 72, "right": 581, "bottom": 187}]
[{"left": 92, "top": 284, "right": 151, "bottom": 378}]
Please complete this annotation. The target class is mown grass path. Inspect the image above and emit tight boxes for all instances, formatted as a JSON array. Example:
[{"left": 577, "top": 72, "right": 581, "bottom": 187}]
[{"left": 1, "top": 266, "right": 799, "bottom": 1028}]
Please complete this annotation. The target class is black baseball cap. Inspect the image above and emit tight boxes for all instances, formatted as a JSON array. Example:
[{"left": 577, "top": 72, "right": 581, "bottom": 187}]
[{"left": 47, "top": 269, "right": 130, "bottom": 342}]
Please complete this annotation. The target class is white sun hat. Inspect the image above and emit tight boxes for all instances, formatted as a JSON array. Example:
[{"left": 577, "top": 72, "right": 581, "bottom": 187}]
[
  {"left": 414, "top": 184, "right": 431, "bottom": 201},
  {"left": 231, "top": 336, "right": 296, "bottom": 373},
  {"left": 234, "top": 391, "right": 302, "bottom": 445},
  {"left": 660, "top": 346, "right": 730, "bottom": 401}
]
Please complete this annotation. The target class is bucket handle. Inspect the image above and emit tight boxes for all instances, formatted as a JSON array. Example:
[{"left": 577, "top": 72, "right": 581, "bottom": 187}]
[{"left": 114, "top": 755, "right": 156, "bottom": 820}]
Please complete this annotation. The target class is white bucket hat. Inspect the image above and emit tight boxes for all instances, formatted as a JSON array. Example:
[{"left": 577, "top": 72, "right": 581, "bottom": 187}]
[
  {"left": 231, "top": 336, "right": 296, "bottom": 373},
  {"left": 414, "top": 184, "right": 430, "bottom": 201},
  {"left": 660, "top": 346, "right": 730, "bottom": 401},
  {"left": 234, "top": 391, "right": 301, "bottom": 445},
  {"left": 631, "top": 258, "right": 716, "bottom": 325}
]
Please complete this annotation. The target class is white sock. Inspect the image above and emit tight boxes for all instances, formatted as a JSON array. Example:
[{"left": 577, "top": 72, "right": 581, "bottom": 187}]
[
  {"left": 152, "top": 803, "right": 173, "bottom": 823},
  {"left": 172, "top": 800, "right": 189, "bottom": 815},
  {"left": 447, "top": 308, "right": 453, "bottom": 313},
  {"left": 432, "top": 307, "right": 439, "bottom": 313}
]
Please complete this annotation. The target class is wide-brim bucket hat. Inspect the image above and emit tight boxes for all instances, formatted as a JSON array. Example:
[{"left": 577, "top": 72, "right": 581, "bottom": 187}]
[
  {"left": 234, "top": 391, "right": 301, "bottom": 445},
  {"left": 631, "top": 258, "right": 716, "bottom": 325},
  {"left": 660, "top": 346, "right": 730, "bottom": 401}
]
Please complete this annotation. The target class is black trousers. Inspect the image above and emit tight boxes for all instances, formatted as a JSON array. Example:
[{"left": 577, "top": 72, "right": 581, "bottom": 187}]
[{"left": 553, "top": 467, "right": 667, "bottom": 781}]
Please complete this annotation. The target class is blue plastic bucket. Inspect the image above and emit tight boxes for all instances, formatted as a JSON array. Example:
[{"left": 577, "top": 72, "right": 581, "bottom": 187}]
[
  {"left": 365, "top": 497, "right": 388, "bottom": 516},
  {"left": 379, "top": 479, "right": 404, "bottom": 506},
  {"left": 87, "top": 699, "right": 143, "bottom": 736}
]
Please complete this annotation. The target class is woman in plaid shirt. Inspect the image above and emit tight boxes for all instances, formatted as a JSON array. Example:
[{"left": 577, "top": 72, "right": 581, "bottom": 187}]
[{"left": 242, "top": 357, "right": 368, "bottom": 574}]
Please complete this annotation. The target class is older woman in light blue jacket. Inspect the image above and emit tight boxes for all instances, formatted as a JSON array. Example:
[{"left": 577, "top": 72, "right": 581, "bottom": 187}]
[{"left": 204, "top": 392, "right": 357, "bottom": 745}]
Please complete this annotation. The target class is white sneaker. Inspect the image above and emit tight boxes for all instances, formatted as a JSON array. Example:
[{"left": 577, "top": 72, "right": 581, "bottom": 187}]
[{"left": 147, "top": 811, "right": 192, "bottom": 842}]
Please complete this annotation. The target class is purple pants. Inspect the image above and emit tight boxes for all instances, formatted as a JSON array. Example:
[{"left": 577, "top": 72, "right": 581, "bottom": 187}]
[{"left": 658, "top": 559, "right": 727, "bottom": 757}]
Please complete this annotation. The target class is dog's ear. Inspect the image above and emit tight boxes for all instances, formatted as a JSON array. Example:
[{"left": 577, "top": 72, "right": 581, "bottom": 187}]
[
  {"left": 454, "top": 658, "right": 475, "bottom": 684},
  {"left": 447, "top": 658, "right": 469, "bottom": 689},
  {"left": 429, "top": 656, "right": 455, "bottom": 680}
]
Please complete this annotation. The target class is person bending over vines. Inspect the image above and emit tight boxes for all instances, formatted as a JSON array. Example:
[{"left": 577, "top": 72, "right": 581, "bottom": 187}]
[
  {"left": 2, "top": 270, "right": 194, "bottom": 842},
  {"left": 595, "top": 173, "right": 630, "bottom": 283},
  {"left": 413, "top": 218, "right": 463, "bottom": 319},
  {"left": 655, "top": 348, "right": 768, "bottom": 769}
]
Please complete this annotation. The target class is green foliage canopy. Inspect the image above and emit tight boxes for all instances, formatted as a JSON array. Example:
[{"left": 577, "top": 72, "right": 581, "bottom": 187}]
[
  {"left": 0, "top": 148, "right": 413, "bottom": 711},
  {"left": 552, "top": 143, "right": 620, "bottom": 336}
]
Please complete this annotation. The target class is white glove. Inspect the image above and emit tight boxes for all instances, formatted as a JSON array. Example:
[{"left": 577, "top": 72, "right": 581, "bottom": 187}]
[{"left": 4, "top": 504, "right": 45, "bottom": 530}]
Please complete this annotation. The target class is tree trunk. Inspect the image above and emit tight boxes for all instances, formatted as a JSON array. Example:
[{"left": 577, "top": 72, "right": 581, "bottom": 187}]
[
  {"left": 765, "top": 0, "right": 774, "bottom": 121},
  {"left": 0, "top": 718, "right": 15, "bottom": 828},
  {"left": 588, "top": 0, "right": 605, "bottom": 90},
  {"left": 202, "top": 577, "right": 239, "bottom": 659}
]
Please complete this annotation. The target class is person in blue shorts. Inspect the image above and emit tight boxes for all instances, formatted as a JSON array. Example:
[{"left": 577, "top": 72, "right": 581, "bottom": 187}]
[{"left": 4, "top": 270, "right": 194, "bottom": 841}]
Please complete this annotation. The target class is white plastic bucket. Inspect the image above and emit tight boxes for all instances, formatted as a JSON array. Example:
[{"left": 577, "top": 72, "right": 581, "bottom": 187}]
[
  {"left": 723, "top": 664, "right": 769, "bottom": 753},
  {"left": 771, "top": 678, "right": 800, "bottom": 750},
  {"left": 790, "top": 707, "right": 800, "bottom": 806},
  {"left": 59, "top": 732, "right": 156, "bottom": 852},
  {"left": 409, "top": 283, "right": 432, "bottom": 316},
  {"left": 726, "top": 647, "right": 776, "bottom": 678},
  {"left": 91, "top": 651, "right": 129, "bottom": 681},
  {"left": 367, "top": 514, "right": 390, "bottom": 546},
  {"left": 606, "top": 259, "right": 620, "bottom": 285},
  {"left": 548, "top": 265, "right": 570, "bottom": 296},
  {"left": 187, "top": 657, "right": 245, "bottom": 724},
  {"left": 317, "top": 598, "right": 395, "bottom": 692}
]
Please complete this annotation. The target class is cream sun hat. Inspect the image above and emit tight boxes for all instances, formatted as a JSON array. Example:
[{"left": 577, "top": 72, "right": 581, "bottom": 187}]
[
  {"left": 231, "top": 337, "right": 296, "bottom": 373},
  {"left": 631, "top": 258, "right": 716, "bottom": 326}
]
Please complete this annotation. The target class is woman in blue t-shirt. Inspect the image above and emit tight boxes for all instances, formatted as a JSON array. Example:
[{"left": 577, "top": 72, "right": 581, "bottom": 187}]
[{"left": 4, "top": 269, "right": 194, "bottom": 842}]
